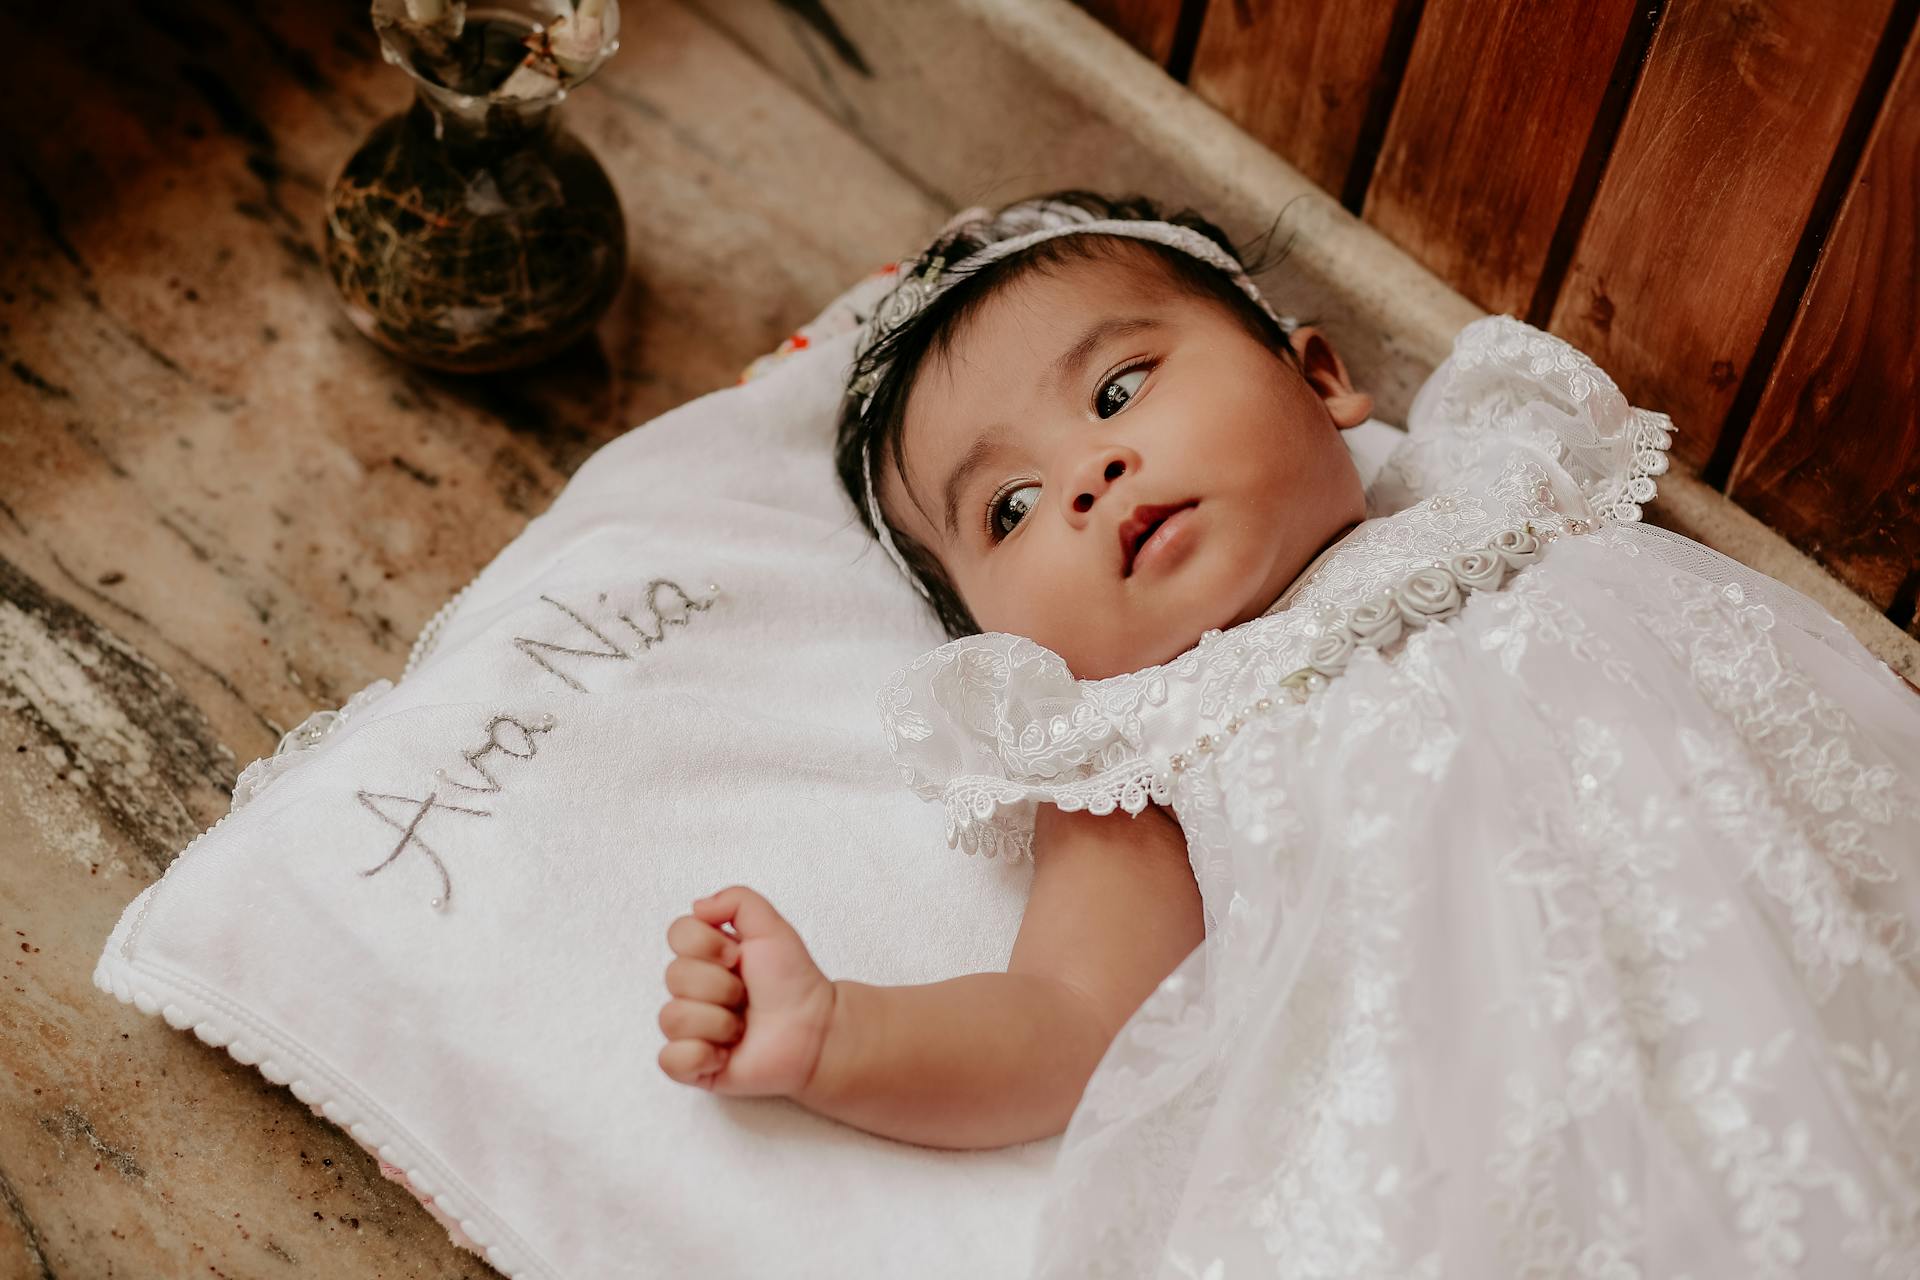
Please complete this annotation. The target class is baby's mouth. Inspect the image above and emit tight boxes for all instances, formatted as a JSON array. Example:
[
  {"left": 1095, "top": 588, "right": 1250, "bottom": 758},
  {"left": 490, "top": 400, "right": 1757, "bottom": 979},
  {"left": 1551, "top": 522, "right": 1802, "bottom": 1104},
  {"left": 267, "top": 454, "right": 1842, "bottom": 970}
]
[{"left": 1119, "top": 501, "right": 1199, "bottom": 577}]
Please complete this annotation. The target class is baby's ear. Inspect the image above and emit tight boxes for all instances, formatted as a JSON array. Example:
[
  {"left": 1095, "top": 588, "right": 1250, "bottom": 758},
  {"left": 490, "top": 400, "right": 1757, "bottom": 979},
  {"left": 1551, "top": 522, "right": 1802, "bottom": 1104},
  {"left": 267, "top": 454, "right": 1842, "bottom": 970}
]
[{"left": 1291, "top": 326, "right": 1373, "bottom": 429}]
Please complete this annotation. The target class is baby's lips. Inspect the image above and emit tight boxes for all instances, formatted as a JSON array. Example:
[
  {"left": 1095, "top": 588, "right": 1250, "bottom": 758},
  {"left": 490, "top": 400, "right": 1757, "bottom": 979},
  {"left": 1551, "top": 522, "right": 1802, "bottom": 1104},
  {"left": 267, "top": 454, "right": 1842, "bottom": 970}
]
[{"left": 1118, "top": 499, "right": 1199, "bottom": 577}]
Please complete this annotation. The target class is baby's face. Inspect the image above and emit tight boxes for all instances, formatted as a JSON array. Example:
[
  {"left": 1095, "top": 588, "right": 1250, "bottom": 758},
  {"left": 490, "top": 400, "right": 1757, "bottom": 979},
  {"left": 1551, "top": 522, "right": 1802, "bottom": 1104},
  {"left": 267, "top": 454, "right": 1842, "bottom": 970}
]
[{"left": 882, "top": 246, "right": 1371, "bottom": 679}]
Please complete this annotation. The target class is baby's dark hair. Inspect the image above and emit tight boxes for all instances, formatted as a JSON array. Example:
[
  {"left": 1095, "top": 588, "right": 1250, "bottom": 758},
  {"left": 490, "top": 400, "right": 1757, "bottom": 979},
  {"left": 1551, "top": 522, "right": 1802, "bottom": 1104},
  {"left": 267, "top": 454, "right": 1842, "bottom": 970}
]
[{"left": 834, "top": 190, "right": 1293, "bottom": 639}]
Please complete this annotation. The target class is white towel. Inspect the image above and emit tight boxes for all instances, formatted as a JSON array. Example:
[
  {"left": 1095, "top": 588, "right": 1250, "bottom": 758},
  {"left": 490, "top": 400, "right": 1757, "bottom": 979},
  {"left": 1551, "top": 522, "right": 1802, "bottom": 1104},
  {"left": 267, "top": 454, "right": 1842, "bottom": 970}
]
[{"left": 96, "top": 315, "right": 1061, "bottom": 1280}]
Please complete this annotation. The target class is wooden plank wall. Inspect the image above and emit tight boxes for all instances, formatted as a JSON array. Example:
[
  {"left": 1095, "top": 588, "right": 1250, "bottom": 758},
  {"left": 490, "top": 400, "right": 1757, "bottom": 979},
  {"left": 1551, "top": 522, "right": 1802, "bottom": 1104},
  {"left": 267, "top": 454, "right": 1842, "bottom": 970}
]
[
  {"left": 1078, "top": 0, "right": 1920, "bottom": 638},
  {"left": 1728, "top": 30, "right": 1920, "bottom": 630},
  {"left": 1362, "top": 0, "right": 1646, "bottom": 320},
  {"left": 1073, "top": 0, "right": 1192, "bottom": 68}
]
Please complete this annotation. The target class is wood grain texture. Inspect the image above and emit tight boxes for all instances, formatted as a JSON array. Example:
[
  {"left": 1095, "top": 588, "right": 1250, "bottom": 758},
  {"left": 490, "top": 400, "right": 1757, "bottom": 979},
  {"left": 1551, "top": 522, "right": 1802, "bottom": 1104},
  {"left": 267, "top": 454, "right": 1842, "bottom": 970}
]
[
  {"left": 1187, "top": 0, "right": 1415, "bottom": 197},
  {"left": 1727, "top": 26, "right": 1920, "bottom": 630},
  {"left": 1362, "top": 0, "right": 1642, "bottom": 316},
  {"left": 0, "top": 0, "right": 944, "bottom": 1274},
  {"left": 1071, "top": 0, "right": 1187, "bottom": 66},
  {"left": 1549, "top": 0, "right": 1899, "bottom": 470}
]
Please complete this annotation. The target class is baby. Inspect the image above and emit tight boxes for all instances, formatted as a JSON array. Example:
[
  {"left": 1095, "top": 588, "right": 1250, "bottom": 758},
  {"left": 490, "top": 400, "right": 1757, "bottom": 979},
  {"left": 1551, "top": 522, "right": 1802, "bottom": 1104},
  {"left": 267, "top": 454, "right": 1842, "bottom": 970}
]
[{"left": 657, "top": 192, "right": 1920, "bottom": 1275}]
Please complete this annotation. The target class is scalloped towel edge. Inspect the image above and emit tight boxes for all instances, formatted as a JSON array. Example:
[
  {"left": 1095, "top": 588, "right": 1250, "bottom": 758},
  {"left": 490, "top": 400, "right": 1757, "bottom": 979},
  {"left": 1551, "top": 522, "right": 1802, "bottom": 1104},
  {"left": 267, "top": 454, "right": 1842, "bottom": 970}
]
[{"left": 93, "top": 891, "right": 557, "bottom": 1280}]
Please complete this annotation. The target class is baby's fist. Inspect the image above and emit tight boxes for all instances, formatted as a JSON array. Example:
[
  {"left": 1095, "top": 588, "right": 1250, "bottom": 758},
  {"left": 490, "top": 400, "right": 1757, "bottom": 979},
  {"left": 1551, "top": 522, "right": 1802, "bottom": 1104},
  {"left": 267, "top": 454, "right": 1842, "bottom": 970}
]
[{"left": 657, "top": 885, "right": 836, "bottom": 1099}]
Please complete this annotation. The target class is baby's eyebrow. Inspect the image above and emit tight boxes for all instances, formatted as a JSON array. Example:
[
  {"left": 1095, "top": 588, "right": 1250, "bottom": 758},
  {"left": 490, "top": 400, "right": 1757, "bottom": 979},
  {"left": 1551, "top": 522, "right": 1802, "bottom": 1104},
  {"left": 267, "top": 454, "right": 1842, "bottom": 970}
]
[
  {"left": 939, "top": 315, "right": 1167, "bottom": 538},
  {"left": 1044, "top": 315, "right": 1165, "bottom": 400},
  {"left": 942, "top": 435, "right": 996, "bottom": 538}
]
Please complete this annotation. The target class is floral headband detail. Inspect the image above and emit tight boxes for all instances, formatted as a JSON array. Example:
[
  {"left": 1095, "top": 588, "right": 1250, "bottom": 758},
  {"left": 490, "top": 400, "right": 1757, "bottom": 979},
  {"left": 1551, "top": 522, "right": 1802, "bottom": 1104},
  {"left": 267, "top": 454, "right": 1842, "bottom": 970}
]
[{"left": 853, "top": 202, "right": 1295, "bottom": 600}]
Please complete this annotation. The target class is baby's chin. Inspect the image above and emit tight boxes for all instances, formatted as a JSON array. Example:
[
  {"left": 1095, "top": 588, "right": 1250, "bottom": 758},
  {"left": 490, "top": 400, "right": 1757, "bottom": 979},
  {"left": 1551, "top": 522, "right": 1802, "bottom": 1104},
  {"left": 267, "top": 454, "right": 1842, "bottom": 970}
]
[
  {"left": 974, "top": 547, "right": 1290, "bottom": 678},
  {"left": 1005, "top": 578, "right": 1280, "bottom": 680},
  {"left": 1053, "top": 610, "right": 1233, "bottom": 681}
]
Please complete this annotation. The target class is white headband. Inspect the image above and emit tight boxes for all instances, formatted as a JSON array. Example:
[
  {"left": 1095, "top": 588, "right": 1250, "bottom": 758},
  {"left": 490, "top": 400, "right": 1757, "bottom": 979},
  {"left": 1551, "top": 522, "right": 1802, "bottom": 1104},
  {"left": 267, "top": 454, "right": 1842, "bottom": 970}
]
[{"left": 853, "top": 206, "right": 1294, "bottom": 601}]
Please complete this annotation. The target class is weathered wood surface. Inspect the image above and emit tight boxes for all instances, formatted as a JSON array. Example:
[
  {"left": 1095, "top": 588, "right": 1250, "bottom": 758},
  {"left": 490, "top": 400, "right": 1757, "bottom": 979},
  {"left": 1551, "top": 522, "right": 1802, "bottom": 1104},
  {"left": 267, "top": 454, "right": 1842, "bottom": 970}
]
[
  {"left": 1361, "top": 0, "right": 1643, "bottom": 318},
  {"left": 1188, "top": 0, "right": 1416, "bottom": 201},
  {"left": 1549, "top": 0, "right": 1899, "bottom": 471},
  {"left": 1729, "top": 26, "right": 1920, "bottom": 634},
  {"left": 0, "top": 0, "right": 944, "bottom": 1274}
]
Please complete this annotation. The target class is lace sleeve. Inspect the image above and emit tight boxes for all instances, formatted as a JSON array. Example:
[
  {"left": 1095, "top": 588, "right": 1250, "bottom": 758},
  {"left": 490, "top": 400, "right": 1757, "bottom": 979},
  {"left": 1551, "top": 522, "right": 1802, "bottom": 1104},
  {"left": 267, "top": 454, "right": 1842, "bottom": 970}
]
[
  {"left": 1373, "top": 315, "right": 1673, "bottom": 523},
  {"left": 876, "top": 634, "right": 1172, "bottom": 861}
]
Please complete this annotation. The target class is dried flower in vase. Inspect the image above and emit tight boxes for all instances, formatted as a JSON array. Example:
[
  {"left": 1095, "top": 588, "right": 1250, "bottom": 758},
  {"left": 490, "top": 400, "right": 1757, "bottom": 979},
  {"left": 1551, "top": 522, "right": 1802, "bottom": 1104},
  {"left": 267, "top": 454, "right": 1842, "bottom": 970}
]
[{"left": 324, "top": 0, "right": 627, "bottom": 373}]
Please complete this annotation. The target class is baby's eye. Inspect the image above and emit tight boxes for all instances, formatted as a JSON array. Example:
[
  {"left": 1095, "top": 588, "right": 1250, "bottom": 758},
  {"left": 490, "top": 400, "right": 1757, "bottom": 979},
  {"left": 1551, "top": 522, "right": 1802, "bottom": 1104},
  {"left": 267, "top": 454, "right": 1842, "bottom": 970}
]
[
  {"left": 989, "top": 482, "right": 1041, "bottom": 540},
  {"left": 1095, "top": 366, "right": 1149, "bottom": 419}
]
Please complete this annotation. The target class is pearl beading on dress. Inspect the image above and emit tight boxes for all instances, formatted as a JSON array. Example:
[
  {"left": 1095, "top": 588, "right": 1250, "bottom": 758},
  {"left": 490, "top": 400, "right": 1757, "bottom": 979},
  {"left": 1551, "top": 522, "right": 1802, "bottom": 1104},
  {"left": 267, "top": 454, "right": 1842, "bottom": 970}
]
[{"left": 1164, "top": 519, "right": 1584, "bottom": 777}]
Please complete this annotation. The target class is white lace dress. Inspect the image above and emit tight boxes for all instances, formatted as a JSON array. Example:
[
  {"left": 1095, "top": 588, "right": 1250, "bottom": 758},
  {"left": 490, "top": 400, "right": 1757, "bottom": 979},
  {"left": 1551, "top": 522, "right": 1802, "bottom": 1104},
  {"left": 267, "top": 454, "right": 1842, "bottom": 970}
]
[{"left": 877, "top": 317, "right": 1920, "bottom": 1279}]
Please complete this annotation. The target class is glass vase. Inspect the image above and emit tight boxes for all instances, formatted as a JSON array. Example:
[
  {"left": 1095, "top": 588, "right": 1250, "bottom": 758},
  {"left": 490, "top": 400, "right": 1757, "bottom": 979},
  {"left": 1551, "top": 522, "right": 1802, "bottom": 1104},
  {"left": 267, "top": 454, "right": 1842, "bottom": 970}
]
[{"left": 323, "top": 0, "right": 627, "bottom": 373}]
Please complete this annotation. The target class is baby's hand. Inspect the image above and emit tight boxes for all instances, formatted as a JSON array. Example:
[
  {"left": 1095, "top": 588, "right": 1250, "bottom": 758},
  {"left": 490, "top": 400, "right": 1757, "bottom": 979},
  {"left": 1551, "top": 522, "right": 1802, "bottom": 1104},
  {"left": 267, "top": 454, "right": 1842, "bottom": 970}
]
[{"left": 657, "top": 886, "right": 837, "bottom": 1099}]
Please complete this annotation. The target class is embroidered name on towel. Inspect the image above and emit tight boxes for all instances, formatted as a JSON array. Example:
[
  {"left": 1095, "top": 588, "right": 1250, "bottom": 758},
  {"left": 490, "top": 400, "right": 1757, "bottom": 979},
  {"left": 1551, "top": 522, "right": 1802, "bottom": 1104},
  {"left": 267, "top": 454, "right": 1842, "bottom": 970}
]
[{"left": 355, "top": 578, "right": 717, "bottom": 910}]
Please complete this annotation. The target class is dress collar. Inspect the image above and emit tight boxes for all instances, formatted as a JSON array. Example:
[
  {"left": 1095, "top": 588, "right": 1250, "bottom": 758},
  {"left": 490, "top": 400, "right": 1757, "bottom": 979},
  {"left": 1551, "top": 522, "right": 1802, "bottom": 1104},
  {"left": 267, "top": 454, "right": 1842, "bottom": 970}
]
[{"left": 1261, "top": 521, "right": 1369, "bottom": 618}]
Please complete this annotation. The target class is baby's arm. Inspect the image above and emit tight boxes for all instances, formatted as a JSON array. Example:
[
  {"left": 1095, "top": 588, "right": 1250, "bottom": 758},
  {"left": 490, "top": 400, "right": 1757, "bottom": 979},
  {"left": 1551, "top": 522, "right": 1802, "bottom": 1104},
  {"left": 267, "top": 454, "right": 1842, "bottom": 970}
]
[{"left": 657, "top": 803, "right": 1203, "bottom": 1150}]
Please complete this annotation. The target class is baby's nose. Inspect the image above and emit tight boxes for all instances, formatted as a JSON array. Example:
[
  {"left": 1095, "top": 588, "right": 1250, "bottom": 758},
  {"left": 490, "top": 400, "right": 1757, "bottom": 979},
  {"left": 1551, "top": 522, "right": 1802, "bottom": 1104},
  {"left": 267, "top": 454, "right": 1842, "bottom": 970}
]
[
  {"left": 1073, "top": 458, "right": 1126, "bottom": 513},
  {"left": 1064, "top": 448, "right": 1139, "bottom": 522}
]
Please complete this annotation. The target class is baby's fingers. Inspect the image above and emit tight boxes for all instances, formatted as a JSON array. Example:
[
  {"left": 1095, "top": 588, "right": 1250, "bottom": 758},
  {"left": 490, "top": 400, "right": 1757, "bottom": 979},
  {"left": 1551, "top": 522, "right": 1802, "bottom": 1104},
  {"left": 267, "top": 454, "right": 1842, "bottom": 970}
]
[
  {"left": 666, "top": 913, "right": 740, "bottom": 967},
  {"left": 691, "top": 886, "right": 792, "bottom": 945},
  {"left": 658, "top": 997, "right": 743, "bottom": 1045},
  {"left": 665, "top": 956, "right": 745, "bottom": 1007},
  {"left": 658, "top": 1038, "right": 730, "bottom": 1089}
]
